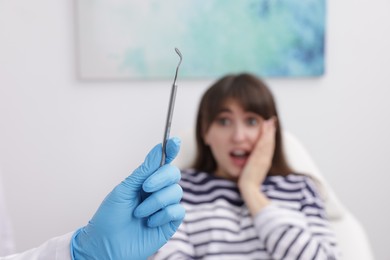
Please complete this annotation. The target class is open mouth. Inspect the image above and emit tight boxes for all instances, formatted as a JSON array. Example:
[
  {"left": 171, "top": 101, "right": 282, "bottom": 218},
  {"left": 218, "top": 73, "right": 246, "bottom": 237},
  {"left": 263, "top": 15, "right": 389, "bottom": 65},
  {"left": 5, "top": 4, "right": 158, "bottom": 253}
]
[{"left": 230, "top": 150, "right": 250, "bottom": 160}]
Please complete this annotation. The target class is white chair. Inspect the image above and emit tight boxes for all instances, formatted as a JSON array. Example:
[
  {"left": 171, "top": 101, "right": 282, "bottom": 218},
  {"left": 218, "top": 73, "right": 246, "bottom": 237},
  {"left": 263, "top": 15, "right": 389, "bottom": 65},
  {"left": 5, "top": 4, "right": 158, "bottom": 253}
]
[{"left": 173, "top": 129, "right": 375, "bottom": 260}]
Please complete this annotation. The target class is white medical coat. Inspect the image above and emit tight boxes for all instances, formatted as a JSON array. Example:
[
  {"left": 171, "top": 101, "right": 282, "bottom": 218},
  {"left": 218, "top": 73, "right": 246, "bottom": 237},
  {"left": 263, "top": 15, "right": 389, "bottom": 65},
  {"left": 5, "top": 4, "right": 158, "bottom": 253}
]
[
  {"left": 0, "top": 232, "right": 73, "bottom": 260},
  {"left": 1, "top": 167, "right": 72, "bottom": 260}
]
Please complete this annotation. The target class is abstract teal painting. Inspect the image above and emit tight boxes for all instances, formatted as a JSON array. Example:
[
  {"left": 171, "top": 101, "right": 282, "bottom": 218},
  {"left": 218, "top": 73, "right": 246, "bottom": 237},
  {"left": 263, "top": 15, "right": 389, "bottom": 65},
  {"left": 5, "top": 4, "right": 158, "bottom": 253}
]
[{"left": 77, "top": 0, "right": 326, "bottom": 79}]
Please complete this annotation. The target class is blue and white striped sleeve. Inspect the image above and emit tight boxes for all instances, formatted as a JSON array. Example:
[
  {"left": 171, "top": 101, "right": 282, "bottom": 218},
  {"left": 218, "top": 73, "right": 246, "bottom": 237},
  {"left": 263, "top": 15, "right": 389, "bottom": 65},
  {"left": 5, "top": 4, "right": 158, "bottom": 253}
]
[{"left": 253, "top": 178, "right": 340, "bottom": 260}]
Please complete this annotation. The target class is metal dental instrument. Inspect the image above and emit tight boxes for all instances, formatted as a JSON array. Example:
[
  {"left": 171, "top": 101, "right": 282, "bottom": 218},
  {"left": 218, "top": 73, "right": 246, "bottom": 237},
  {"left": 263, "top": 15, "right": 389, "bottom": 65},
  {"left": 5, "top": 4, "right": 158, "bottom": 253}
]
[{"left": 160, "top": 48, "right": 182, "bottom": 166}]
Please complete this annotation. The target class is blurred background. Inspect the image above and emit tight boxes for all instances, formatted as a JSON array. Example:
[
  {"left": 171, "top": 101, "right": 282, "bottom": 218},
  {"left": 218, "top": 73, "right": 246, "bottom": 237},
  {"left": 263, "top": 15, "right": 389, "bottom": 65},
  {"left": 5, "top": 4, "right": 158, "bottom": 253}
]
[{"left": 0, "top": 0, "right": 389, "bottom": 259}]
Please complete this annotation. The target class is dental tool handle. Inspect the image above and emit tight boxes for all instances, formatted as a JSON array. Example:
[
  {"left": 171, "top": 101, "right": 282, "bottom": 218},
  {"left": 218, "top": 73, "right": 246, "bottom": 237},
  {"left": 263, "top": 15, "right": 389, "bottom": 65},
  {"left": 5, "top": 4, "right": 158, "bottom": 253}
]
[{"left": 160, "top": 83, "right": 178, "bottom": 166}]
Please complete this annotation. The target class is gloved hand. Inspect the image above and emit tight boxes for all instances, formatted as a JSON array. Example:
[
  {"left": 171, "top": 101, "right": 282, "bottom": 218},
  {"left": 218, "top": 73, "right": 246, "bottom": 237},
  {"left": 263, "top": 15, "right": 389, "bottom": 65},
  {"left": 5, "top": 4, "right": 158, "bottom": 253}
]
[{"left": 71, "top": 138, "right": 185, "bottom": 260}]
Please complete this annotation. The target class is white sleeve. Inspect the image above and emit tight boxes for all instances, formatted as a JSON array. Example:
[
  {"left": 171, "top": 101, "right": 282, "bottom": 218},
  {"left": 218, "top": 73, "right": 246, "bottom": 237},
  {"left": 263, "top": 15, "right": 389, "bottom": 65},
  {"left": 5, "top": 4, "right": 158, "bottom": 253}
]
[
  {"left": 253, "top": 179, "right": 340, "bottom": 260},
  {"left": 0, "top": 232, "right": 74, "bottom": 260}
]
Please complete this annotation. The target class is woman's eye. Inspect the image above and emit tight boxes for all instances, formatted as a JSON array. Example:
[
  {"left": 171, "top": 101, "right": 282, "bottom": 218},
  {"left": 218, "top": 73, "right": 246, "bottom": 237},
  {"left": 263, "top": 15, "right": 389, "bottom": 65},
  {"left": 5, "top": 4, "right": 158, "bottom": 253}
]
[
  {"left": 216, "top": 117, "right": 231, "bottom": 126},
  {"left": 246, "top": 117, "right": 259, "bottom": 126}
]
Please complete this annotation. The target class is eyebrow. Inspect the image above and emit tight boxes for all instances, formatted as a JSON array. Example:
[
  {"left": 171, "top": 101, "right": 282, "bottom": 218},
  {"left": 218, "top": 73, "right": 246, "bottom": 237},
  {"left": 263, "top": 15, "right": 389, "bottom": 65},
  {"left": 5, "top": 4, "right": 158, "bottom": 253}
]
[
  {"left": 217, "top": 107, "right": 258, "bottom": 115},
  {"left": 217, "top": 108, "right": 232, "bottom": 114}
]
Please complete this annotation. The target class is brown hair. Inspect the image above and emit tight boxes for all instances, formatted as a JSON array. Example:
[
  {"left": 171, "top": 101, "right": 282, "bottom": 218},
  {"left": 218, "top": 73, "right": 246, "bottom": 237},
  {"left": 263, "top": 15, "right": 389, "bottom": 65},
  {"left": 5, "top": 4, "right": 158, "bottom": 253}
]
[{"left": 192, "top": 73, "right": 292, "bottom": 176}]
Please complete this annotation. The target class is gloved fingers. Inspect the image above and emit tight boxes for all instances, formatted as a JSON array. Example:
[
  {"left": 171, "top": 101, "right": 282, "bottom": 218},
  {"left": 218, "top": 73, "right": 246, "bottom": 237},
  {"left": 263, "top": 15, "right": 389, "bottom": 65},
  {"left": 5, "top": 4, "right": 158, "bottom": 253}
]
[
  {"left": 147, "top": 204, "right": 185, "bottom": 228},
  {"left": 170, "top": 220, "right": 183, "bottom": 231},
  {"left": 142, "top": 164, "right": 181, "bottom": 193},
  {"left": 158, "top": 220, "right": 184, "bottom": 242},
  {"left": 121, "top": 138, "right": 180, "bottom": 190},
  {"left": 164, "top": 137, "right": 181, "bottom": 164},
  {"left": 133, "top": 184, "right": 183, "bottom": 218},
  {"left": 122, "top": 144, "right": 161, "bottom": 189}
]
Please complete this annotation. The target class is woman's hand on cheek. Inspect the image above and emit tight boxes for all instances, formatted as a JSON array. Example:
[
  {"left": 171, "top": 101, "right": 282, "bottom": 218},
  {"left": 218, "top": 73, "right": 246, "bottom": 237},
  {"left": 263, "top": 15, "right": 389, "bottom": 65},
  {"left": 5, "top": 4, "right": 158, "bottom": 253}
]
[{"left": 238, "top": 118, "right": 276, "bottom": 190}]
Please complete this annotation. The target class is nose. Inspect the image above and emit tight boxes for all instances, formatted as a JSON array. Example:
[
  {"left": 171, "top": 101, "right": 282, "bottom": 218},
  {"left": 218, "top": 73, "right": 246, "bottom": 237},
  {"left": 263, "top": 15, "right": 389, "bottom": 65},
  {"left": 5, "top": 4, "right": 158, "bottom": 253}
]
[{"left": 231, "top": 123, "right": 246, "bottom": 143}]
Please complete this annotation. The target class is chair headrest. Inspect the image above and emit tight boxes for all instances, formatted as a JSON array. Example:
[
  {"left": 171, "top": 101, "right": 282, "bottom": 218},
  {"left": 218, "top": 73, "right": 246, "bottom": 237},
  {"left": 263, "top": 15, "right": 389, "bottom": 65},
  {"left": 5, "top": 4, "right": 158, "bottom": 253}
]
[{"left": 282, "top": 131, "right": 345, "bottom": 219}]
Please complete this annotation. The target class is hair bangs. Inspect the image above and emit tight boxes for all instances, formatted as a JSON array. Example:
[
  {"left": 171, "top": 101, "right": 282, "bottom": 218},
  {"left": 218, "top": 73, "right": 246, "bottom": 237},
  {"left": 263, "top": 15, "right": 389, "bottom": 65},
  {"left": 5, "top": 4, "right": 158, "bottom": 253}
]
[{"left": 223, "top": 77, "right": 276, "bottom": 120}]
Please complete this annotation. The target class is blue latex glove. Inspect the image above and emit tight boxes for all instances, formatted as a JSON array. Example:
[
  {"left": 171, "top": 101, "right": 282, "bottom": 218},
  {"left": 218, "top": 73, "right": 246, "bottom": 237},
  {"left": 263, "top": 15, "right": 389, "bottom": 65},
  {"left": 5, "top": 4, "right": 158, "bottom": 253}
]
[{"left": 71, "top": 138, "right": 185, "bottom": 260}]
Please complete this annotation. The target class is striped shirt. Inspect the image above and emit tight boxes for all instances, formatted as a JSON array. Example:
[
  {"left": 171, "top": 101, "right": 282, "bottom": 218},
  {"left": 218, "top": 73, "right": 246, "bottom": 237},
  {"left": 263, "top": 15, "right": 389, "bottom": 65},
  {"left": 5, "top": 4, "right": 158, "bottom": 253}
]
[{"left": 151, "top": 170, "right": 340, "bottom": 260}]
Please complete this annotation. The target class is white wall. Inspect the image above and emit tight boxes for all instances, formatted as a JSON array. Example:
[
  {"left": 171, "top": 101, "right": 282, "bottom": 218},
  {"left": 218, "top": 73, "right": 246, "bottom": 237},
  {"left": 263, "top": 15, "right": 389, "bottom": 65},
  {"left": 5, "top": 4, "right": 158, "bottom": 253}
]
[{"left": 0, "top": 0, "right": 389, "bottom": 259}]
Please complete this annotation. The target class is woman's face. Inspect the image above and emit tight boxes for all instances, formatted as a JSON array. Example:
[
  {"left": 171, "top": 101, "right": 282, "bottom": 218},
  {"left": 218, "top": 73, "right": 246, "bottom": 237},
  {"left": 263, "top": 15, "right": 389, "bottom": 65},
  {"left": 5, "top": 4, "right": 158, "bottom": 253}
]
[{"left": 204, "top": 99, "right": 264, "bottom": 181}]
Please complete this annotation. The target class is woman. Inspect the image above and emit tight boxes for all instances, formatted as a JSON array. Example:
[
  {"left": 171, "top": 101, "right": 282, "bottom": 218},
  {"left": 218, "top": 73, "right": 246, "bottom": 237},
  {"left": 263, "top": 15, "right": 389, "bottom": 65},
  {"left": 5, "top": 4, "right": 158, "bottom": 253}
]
[{"left": 151, "top": 73, "right": 340, "bottom": 259}]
